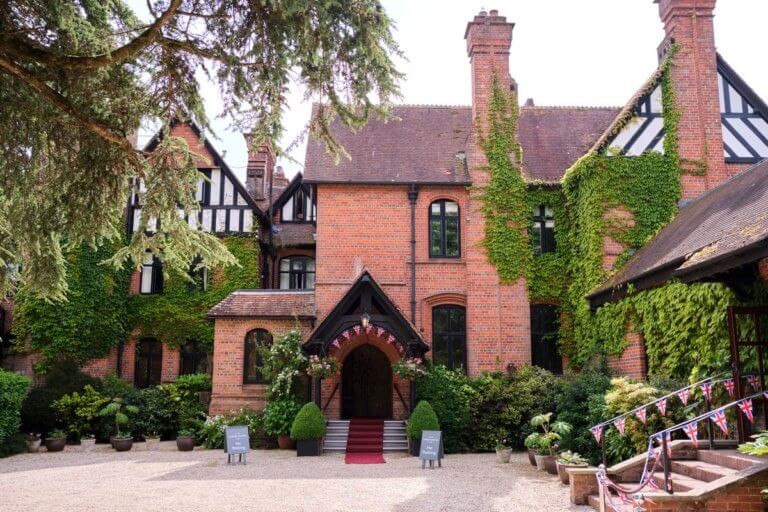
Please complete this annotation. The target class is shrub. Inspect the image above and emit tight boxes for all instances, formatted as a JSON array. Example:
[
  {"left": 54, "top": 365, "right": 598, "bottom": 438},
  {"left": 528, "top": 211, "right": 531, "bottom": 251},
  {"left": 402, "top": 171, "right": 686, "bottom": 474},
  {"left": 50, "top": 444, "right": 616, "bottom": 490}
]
[
  {"left": 262, "top": 398, "right": 301, "bottom": 437},
  {"left": 99, "top": 397, "right": 138, "bottom": 439},
  {"left": 21, "top": 360, "right": 101, "bottom": 435},
  {"left": 101, "top": 372, "right": 134, "bottom": 399},
  {"left": 0, "top": 370, "right": 30, "bottom": 443},
  {"left": 415, "top": 366, "right": 473, "bottom": 453},
  {"left": 0, "top": 433, "right": 27, "bottom": 458},
  {"left": 198, "top": 408, "right": 264, "bottom": 449},
  {"left": 290, "top": 402, "right": 326, "bottom": 440},
  {"left": 52, "top": 385, "right": 109, "bottom": 437},
  {"left": 174, "top": 373, "right": 212, "bottom": 393},
  {"left": 260, "top": 330, "right": 308, "bottom": 400},
  {"left": 407, "top": 401, "right": 439, "bottom": 440},
  {"left": 132, "top": 386, "right": 177, "bottom": 439},
  {"left": 157, "top": 382, "right": 206, "bottom": 434}
]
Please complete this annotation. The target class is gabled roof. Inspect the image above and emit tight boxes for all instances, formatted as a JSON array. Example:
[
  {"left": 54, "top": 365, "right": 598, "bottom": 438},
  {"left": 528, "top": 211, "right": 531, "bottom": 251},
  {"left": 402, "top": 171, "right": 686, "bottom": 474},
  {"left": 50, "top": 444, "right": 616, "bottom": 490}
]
[
  {"left": 589, "top": 159, "right": 768, "bottom": 307},
  {"left": 207, "top": 290, "right": 316, "bottom": 319},
  {"left": 144, "top": 119, "right": 267, "bottom": 223},
  {"left": 304, "top": 104, "right": 619, "bottom": 184}
]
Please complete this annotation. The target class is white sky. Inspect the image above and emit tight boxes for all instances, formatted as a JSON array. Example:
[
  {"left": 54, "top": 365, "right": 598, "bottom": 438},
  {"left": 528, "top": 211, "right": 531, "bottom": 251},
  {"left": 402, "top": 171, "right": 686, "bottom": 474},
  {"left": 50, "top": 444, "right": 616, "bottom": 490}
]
[{"left": 132, "top": 1, "right": 768, "bottom": 182}]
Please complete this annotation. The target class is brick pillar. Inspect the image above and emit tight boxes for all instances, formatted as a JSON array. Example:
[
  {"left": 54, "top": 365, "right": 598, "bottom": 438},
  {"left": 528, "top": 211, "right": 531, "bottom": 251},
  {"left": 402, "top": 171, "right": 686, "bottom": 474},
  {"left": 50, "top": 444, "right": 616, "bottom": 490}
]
[
  {"left": 656, "top": 0, "right": 726, "bottom": 199},
  {"left": 244, "top": 138, "right": 275, "bottom": 202},
  {"left": 464, "top": 10, "right": 531, "bottom": 374}
]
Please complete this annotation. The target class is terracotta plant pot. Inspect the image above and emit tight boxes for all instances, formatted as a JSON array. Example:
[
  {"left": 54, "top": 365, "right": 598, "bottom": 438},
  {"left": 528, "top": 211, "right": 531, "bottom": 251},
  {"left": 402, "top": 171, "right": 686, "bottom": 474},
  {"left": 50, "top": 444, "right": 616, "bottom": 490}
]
[
  {"left": 145, "top": 437, "right": 161, "bottom": 451},
  {"left": 543, "top": 455, "right": 557, "bottom": 475},
  {"left": 534, "top": 453, "right": 550, "bottom": 471},
  {"left": 277, "top": 434, "right": 294, "bottom": 450},
  {"left": 45, "top": 437, "right": 66, "bottom": 452},
  {"left": 80, "top": 437, "right": 96, "bottom": 453},
  {"left": 26, "top": 438, "right": 41, "bottom": 453},
  {"left": 296, "top": 439, "right": 322, "bottom": 457},
  {"left": 527, "top": 448, "right": 537, "bottom": 466},
  {"left": 112, "top": 437, "right": 133, "bottom": 452},
  {"left": 176, "top": 436, "right": 196, "bottom": 452},
  {"left": 556, "top": 462, "right": 587, "bottom": 484},
  {"left": 496, "top": 448, "right": 512, "bottom": 463}
]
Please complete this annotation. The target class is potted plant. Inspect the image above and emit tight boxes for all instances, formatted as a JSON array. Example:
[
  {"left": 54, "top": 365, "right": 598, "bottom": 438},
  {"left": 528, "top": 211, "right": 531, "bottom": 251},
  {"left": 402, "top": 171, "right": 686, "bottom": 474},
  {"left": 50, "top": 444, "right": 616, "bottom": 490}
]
[
  {"left": 556, "top": 450, "right": 589, "bottom": 484},
  {"left": 523, "top": 433, "right": 540, "bottom": 466},
  {"left": 45, "top": 430, "right": 67, "bottom": 452},
  {"left": 80, "top": 434, "right": 96, "bottom": 452},
  {"left": 263, "top": 399, "right": 301, "bottom": 449},
  {"left": 495, "top": 439, "right": 512, "bottom": 463},
  {"left": 530, "top": 413, "right": 572, "bottom": 475},
  {"left": 99, "top": 397, "right": 138, "bottom": 452},
  {"left": 291, "top": 402, "right": 327, "bottom": 456},
  {"left": 144, "top": 430, "right": 161, "bottom": 451},
  {"left": 26, "top": 433, "right": 41, "bottom": 453},
  {"left": 406, "top": 401, "right": 439, "bottom": 456},
  {"left": 176, "top": 428, "right": 196, "bottom": 451}
]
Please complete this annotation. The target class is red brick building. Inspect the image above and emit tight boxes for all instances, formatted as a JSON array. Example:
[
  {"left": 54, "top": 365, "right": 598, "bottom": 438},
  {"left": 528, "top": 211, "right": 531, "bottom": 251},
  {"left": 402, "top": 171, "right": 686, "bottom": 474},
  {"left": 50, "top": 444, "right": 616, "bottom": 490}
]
[{"left": 3, "top": 1, "right": 768, "bottom": 421}]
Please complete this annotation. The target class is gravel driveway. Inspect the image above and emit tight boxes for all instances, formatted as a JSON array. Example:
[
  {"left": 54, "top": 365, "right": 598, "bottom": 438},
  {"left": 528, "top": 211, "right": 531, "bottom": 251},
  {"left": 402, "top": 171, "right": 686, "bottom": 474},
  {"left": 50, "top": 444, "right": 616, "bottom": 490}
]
[{"left": 0, "top": 447, "right": 588, "bottom": 512}]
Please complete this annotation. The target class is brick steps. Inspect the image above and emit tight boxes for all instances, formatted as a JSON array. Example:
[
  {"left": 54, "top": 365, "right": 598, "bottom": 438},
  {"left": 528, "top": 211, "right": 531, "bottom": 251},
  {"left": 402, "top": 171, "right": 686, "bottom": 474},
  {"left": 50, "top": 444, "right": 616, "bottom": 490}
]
[{"left": 322, "top": 420, "right": 407, "bottom": 453}]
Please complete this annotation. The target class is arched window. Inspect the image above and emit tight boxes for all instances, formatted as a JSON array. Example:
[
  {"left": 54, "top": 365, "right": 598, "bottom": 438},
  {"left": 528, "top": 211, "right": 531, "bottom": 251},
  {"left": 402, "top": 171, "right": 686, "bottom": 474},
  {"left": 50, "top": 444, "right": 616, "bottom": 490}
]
[
  {"left": 279, "top": 257, "right": 315, "bottom": 290},
  {"left": 432, "top": 305, "right": 466, "bottom": 371},
  {"left": 532, "top": 205, "right": 555, "bottom": 255},
  {"left": 244, "top": 329, "right": 273, "bottom": 384},
  {"left": 429, "top": 200, "right": 460, "bottom": 258},
  {"left": 135, "top": 338, "right": 162, "bottom": 388},
  {"left": 180, "top": 341, "right": 209, "bottom": 375}
]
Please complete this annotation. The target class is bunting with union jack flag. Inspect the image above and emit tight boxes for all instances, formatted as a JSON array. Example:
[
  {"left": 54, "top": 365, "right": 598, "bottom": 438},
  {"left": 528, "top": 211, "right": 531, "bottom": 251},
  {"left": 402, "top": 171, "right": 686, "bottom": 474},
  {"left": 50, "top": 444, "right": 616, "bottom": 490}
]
[
  {"left": 614, "top": 417, "right": 626, "bottom": 436},
  {"left": 656, "top": 397, "right": 667, "bottom": 416},
  {"left": 700, "top": 381, "right": 714, "bottom": 402},
  {"left": 710, "top": 408, "right": 729, "bottom": 436},
  {"left": 677, "top": 388, "right": 690, "bottom": 405},
  {"left": 682, "top": 421, "right": 699, "bottom": 447},
  {"left": 635, "top": 407, "right": 647, "bottom": 425},
  {"left": 748, "top": 374, "right": 761, "bottom": 391},
  {"left": 590, "top": 425, "right": 604, "bottom": 444},
  {"left": 738, "top": 399, "right": 755, "bottom": 423},
  {"left": 722, "top": 378, "right": 735, "bottom": 397}
]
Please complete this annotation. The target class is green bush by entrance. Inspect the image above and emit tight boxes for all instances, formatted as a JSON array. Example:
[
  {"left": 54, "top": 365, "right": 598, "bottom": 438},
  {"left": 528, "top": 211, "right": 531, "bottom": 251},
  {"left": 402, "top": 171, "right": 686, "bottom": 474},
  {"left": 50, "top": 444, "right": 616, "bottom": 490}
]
[
  {"left": 290, "top": 403, "right": 327, "bottom": 440},
  {"left": 406, "top": 401, "right": 439, "bottom": 440},
  {"left": 0, "top": 369, "right": 30, "bottom": 447}
]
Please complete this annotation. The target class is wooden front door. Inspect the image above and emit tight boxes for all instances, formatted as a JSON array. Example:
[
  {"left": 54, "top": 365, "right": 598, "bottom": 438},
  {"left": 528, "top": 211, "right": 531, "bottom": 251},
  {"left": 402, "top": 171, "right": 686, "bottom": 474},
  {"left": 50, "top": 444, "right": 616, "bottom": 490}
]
[{"left": 341, "top": 344, "right": 392, "bottom": 419}]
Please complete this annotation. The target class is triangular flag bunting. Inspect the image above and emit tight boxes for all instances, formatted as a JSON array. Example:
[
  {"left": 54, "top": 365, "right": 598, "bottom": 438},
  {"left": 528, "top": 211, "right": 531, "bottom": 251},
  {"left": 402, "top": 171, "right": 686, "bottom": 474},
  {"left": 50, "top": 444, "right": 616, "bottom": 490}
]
[
  {"left": 677, "top": 388, "right": 690, "bottom": 405},
  {"left": 748, "top": 374, "right": 762, "bottom": 391},
  {"left": 682, "top": 421, "right": 699, "bottom": 447},
  {"left": 738, "top": 399, "right": 755, "bottom": 424},
  {"left": 700, "top": 381, "right": 714, "bottom": 402},
  {"left": 635, "top": 407, "right": 647, "bottom": 425},
  {"left": 614, "top": 417, "right": 626, "bottom": 436},
  {"left": 656, "top": 397, "right": 667, "bottom": 416},
  {"left": 710, "top": 408, "right": 729, "bottom": 436},
  {"left": 590, "top": 425, "right": 604, "bottom": 443},
  {"left": 722, "top": 378, "right": 735, "bottom": 397}
]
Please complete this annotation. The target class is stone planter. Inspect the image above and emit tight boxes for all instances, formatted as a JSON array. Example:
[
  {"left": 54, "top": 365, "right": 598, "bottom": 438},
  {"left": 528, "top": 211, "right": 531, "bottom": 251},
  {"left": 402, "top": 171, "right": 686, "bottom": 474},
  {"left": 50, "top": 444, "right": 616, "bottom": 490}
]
[
  {"left": 26, "top": 438, "right": 41, "bottom": 453},
  {"left": 112, "top": 437, "right": 134, "bottom": 452},
  {"left": 543, "top": 455, "right": 557, "bottom": 475},
  {"left": 496, "top": 448, "right": 512, "bottom": 463},
  {"left": 277, "top": 435, "right": 294, "bottom": 450},
  {"left": 176, "top": 436, "right": 195, "bottom": 452},
  {"left": 527, "top": 448, "right": 537, "bottom": 466},
  {"left": 296, "top": 439, "right": 322, "bottom": 457},
  {"left": 45, "top": 437, "right": 66, "bottom": 452},
  {"left": 145, "top": 437, "right": 161, "bottom": 451},
  {"left": 556, "top": 462, "right": 588, "bottom": 484},
  {"left": 80, "top": 437, "right": 96, "bottom": 453}
]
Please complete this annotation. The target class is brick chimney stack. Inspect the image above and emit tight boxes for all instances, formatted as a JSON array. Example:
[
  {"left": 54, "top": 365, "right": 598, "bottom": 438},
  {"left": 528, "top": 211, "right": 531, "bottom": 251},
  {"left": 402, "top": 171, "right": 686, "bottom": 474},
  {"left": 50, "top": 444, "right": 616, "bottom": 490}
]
[
  {"left": 655, "top": 0, "right": 725, "bottom": 199},
  {"left": 244, "top": 138, "right": 275, "bottom": 202}
]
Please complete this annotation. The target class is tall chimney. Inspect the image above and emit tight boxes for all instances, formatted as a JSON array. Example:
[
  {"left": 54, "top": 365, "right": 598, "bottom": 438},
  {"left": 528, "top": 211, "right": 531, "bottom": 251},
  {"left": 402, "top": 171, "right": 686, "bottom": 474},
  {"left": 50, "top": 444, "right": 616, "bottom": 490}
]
[
  {"left": 245, "top": 139, "right": 275, "bottom": 202},
  {"left": 655, "top": 0, "right": 725, "bottom": 199}
]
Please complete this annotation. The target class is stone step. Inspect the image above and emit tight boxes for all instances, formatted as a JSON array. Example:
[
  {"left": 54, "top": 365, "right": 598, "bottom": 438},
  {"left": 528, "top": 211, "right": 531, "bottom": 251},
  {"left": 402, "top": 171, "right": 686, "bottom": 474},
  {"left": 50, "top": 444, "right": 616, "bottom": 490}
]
[
  {"left": 696, "top": 449, "right": 766, "bottom": 471},
  {"left": 651, "top": 471, "right": 707, "bottom": 493},
  {"left": 671, "top": 459, "right": 738, "bottom": 482}
]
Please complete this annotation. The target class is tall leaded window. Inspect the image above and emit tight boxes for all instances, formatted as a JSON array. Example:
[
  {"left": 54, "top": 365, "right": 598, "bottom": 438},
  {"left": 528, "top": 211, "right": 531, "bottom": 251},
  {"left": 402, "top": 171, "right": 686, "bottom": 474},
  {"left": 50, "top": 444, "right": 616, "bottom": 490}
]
[
  {"left": 140, "top": 252, "right": 164, "bottom": 294},
  {"left": 180, "top": 341, "right": 209, "bottom": 375},
  {"left": 281, "top": 186, "right": 316, "bottom": 223},
  {"left": 532, "top": 205, "right": 555, "bottom": 255},
  {"left": 279, "top": 257, "right": 315, "bottom": 290},
  {"left": 530, "top": 304, "right": 562, "bottom": 374},
  {"left": 429, "top": 200, "right": 460, "bottom": 258},
  {"left": 432, "top": 305, "right": 467, "bottom": 371},
  {"left": 243, "top": 329, "right": 272, "bottom": 384},
  {"left": 135, "top": 338, "right": 162, "bottom": 388}
]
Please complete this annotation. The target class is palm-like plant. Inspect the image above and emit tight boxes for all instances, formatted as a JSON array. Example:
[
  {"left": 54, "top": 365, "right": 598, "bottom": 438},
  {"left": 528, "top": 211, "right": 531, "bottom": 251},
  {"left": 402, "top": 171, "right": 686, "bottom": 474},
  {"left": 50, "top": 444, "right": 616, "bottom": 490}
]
[
  {"left": 99, "top": 398, "right": 139, "bottom": 439},
  {"left": 529, "top": 413, "right": 573, "bottom": 456}
]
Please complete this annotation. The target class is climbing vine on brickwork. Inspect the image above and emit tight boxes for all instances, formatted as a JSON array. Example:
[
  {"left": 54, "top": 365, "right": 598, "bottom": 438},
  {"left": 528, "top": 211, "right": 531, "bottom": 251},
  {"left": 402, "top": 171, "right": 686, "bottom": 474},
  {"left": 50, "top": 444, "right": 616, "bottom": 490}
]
[
  {"left": 525, "top": 185, "right": 570, "bottom": 304},
  {"left": 128, "top": 235, "right": 261, "bottom": 350}
]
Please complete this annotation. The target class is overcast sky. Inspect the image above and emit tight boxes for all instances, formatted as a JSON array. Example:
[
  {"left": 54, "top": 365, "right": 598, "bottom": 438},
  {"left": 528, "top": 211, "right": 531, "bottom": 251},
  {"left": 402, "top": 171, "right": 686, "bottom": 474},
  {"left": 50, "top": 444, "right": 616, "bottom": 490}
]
[{"left": 133, "top": 1, "right": 768, "bottom": 182}]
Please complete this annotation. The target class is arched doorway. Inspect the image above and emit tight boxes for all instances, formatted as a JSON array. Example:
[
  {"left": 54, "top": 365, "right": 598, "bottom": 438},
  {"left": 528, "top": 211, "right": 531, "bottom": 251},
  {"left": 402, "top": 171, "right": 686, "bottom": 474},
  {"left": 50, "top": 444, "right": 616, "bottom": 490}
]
[{"left": 341, "top": 344, "right": 392, "bottom": 419}]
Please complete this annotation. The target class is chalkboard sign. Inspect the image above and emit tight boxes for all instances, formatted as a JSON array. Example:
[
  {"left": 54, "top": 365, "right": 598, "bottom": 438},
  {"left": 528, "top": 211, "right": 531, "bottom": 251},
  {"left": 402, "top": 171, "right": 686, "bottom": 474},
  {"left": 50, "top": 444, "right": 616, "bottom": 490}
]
[
  {"left": 419, "top": 430, "right": 444, "bottom": 469},
  {"left": 225, "top": 425, "right": 249, "bottom": 464}
]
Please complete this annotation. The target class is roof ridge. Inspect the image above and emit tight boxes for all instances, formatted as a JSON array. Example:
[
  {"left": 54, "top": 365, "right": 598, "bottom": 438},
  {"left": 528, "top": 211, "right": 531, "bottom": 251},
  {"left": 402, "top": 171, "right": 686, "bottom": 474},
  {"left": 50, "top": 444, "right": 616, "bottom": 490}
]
[
  {"left": 521, "top": 105, "right": 621, "bottom": 111},
  {"left": 388, "top": 103, "right": 471, "bottom": 109}
]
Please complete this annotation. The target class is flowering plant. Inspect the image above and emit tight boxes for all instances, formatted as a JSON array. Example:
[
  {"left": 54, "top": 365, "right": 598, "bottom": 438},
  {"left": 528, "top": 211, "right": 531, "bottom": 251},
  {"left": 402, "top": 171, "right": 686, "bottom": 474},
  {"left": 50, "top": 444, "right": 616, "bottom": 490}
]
[
  {"left": 306, "top": 355, "right": 340, "bottom": 379},
  {"left": 392, "top": 357, "right": 427, "bottom": 380}
]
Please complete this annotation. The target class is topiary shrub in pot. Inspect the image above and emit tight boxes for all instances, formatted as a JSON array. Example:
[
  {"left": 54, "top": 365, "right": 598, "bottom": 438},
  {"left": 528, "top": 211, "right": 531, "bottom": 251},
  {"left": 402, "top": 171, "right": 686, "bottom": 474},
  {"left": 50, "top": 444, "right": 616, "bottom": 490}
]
[
  {"left": 406, "top": 401, "right": 439, "bottom": 456},
  {"left": 556, "top": 450, "right": 589, "bottom": 484},
  {"left": 290, "top": 403, "right": 327, "bottom": 456},
  {"left": 99, "top": 398, "right": 138, "bottom": 452}
]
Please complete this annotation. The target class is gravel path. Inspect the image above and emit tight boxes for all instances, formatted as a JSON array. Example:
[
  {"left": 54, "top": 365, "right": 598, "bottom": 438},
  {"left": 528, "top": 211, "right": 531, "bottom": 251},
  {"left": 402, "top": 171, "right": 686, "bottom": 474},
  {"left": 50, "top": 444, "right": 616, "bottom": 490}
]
[{"left": 0, "top": 447, "right": 589, "bottom": 512}]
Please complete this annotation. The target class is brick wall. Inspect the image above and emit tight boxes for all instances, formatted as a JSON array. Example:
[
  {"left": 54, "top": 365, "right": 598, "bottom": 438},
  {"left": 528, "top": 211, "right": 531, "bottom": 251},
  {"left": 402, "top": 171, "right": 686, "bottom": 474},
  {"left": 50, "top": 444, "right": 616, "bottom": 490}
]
[{"left": 209, "top": 318, "right": 313, "bottom": 415}]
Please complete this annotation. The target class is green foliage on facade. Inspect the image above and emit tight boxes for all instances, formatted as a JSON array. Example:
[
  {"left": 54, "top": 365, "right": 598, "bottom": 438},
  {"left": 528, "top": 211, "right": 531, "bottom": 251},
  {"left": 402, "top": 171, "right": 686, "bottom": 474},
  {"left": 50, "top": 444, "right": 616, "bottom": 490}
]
[
  {"left": 12, "top": 241, "right": 133, "bottom": 370},
  {"left": 128, "top": 235, "right": 261, "bottom": 350},
  {"left": 0, "top": 369, "right": 30, "bottom": 444},
  {"left": 525, "top": 185, "right": 570, "bottom": 304}
]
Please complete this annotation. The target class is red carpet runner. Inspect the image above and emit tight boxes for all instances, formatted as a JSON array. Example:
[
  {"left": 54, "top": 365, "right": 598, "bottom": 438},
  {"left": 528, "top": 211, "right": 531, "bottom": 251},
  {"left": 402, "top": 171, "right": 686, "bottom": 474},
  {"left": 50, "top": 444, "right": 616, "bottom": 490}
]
[{"left": 344, "top": 419, "right": 386, "bottom": 464}]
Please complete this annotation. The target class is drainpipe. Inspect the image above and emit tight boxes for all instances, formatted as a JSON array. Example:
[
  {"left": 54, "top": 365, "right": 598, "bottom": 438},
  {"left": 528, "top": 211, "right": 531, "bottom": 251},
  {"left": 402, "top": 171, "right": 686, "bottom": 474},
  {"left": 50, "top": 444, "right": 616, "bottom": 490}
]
[
  {"left": 407, "top": 185, "right": 419, "bottom": 415},
  {"left": 267, "top": 158, "right": 275, "bottom": 288}
]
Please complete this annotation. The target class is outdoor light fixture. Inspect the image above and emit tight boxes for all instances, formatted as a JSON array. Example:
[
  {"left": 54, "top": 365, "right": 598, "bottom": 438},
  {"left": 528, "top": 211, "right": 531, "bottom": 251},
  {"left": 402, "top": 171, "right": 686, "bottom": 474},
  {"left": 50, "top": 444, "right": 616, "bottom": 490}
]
[{"left": 360, "top": 313, "right": 371, "bottom": 329}]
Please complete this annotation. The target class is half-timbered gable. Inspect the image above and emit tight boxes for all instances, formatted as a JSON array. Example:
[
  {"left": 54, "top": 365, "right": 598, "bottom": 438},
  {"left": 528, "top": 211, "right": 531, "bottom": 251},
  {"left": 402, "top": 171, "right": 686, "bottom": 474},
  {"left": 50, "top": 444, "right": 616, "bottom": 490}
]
[
  {"left": 127, "top": 121, "right": 263, "bottom": 236},
  {"left": 605, "top": 81, "right": 665, "bottom": 156}
]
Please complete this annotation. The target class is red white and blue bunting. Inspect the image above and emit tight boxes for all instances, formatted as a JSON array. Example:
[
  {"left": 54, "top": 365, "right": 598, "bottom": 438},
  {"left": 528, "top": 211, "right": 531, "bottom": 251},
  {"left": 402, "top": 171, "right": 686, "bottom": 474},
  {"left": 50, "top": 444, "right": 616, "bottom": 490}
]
[
  {"left": 709, "top": 408, "right": 729, "bottom": 436},
  {"left": 738, "top": 398, "right": 755, "bottom": 424},
  {"left": 682, "top": 421, "right": 698, "bottom": 447},
  {"left": 329, "top": 324, "right": 405, "bottom": 355}
]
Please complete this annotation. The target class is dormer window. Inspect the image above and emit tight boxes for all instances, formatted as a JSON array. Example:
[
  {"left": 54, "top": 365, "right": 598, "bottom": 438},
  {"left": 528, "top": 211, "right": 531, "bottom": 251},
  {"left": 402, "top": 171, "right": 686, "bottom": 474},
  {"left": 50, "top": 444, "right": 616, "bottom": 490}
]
[{"left": 281, "top": 185, "right": 316, "bottom": 223}]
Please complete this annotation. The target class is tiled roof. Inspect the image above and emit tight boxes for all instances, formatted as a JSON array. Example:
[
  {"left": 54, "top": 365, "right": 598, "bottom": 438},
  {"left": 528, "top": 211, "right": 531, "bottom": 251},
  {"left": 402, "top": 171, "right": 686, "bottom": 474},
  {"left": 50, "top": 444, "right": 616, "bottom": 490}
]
[
  {"left": 590, "top": 159, "right": 768, "bottom": 305},
  {"left": 304, "top": 104, "right": 619, "bottom": 184},
  {"left": 273, "top": 223, "right": 315, "bottom": 247},
  {"left": 208, "top": 290, "right": 316, "bottom": 318}
]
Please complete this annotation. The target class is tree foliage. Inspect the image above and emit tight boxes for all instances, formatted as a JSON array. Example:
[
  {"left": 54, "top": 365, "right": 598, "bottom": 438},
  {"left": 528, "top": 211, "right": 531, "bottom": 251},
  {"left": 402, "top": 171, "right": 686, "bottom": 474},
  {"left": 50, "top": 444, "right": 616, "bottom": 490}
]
[{"left": 0, "top": 0, "right": 402, "bottom": 299}]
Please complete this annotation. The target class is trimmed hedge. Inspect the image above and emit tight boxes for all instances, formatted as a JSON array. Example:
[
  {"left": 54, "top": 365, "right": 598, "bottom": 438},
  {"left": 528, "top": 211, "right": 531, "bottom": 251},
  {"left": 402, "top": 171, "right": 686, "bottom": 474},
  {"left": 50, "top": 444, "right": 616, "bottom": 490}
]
[
  {"left": 0, "top": 369, "right": 30, "bottom": 442},
  {"left": 407, "top": 401, "right": 439, "bottom": 440},
  {"left": 290, "top": 402, "right": 326, "bottom": 440}
]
